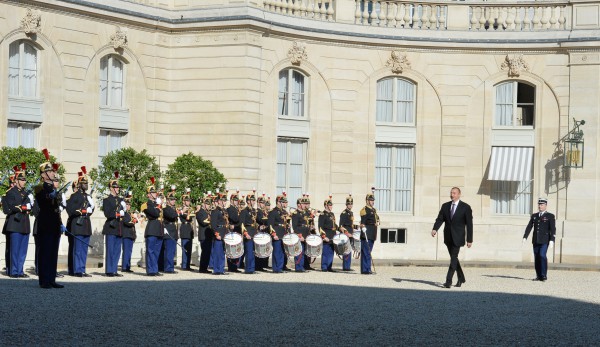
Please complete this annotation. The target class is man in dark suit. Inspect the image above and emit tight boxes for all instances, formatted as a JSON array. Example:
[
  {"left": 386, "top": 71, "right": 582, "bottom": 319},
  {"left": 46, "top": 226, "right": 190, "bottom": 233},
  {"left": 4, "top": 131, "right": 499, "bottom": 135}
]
[
  {"left": 431, "top": 187, "right": 473, "bottom": 288},
  {"left": 523, "top": 198, "right": 556, "bottom": 281}
]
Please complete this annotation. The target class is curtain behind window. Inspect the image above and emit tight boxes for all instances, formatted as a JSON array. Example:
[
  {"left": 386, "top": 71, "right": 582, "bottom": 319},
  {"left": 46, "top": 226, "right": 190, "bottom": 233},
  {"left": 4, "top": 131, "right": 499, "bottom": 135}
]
[
  {"left": 6, "top": 123, "right": 19, "bottom": 147},
  {"left": 396, "top": 79, "right": 414, "bottom": 123},
  {"left": 22, "top": 43, "right": 37, "bottom": 97},
  {"left": 496, "top": 82, "right": 514, "bottom": 126},
  {"left": 291, "top": 71, "right": 304, "bottom": 117},
  {"left": 395, "top": 146, "right": 413, "bottom": 211},
  {"left": 100, "top": 58, "right": 108, "bottom": 106},
  {"left": 278, "top": 71, "right": 288, "bottom": 116},
  {"left": 111, "top": 58, "right": 124, "bottom": 107},
  {"left": 288, "top": 141, "right": 304, "bottom": 204},
  {"left": 8, "top": 42, "right": 20, "bottom": 96},
  {"left": 375, "top": 146, "right": 392, "bottom": 210},
  {"left": 21, "top": 124, "right": 36, "bottom": 148},
  {"left": 376, "top": 79, "right": 393, "bottom": 122}
]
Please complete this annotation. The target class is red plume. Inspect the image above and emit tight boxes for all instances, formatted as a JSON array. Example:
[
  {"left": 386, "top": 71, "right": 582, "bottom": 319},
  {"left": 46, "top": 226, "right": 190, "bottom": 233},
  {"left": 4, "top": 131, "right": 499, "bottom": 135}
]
[
  {"left": 114, "top": 171, "right": 119, "bottom": 179},
  {"left": 80, "top": 166, "right": 87, "bottom": 175},
  {"left": 283, "top": 191, "right": 287, "bottom": 197},
  {"left": 13, "top": 165, "right": 18, "bottom": 172},
  {"left": 42, "top": 148, "right": 50, "bottom": 161},
  {"left": 78, "top": 172, "right": 83, "bottom": 177},
  {"left": 150, "top": 177, "right": 155, "bottom": 185},
  {"left": 21, "top": 162, "right": 26, "bottom": 170},
  {"left": 52, "top": 163, "right": 60, "bottom": 171}
]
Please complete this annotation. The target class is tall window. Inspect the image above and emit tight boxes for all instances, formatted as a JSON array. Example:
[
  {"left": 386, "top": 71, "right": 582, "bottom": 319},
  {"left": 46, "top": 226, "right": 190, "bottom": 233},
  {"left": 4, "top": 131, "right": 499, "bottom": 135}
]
[
  {"left": 492, "top": 181, "right": 532, "bottom": 215},
  {"left": 278, "top": 69, "right": 306, "bottom": 117},
  {"left": 375, "top": 144, "right": 414, "bottom": 212},
  {"left": 8, "top": 41, "right": 38, "bottom": 98},
  {"left": 98, "top": 129, "right": 126, "bottom": 163},
  {"left": 276, "top": 138, "right": 306, "bottom": 205},
  {"left": 6, "top": 122, "right": 38, "bottom": 148},
  {"left": 100, "top": 55, "right": 125, "bottom": 108},
  {"left": 376, "top": 78, "right": 415, "bottom": 124},
  {"left": 495, "top": 81, "right": 535, "bottom": 127}
]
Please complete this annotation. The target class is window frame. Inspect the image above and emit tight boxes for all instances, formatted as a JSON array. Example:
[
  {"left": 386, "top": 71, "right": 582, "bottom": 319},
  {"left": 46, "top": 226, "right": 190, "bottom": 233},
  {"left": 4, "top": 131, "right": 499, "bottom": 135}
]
[
  {"left": 98, "top": 128, "right": 127, "bottom": 163},
  {"left": 375, "top": 77, "right": 416, "bottom": 126},
  {"left": 375, "top": 143, "right": 414, "bottom": 213},
  {"left": 6, "top": 121, "right": 40, "bottom": 148},
  {"left": 494, "top": 81, "right": 535, "bottom": 129},
  {"left": 276, "top": 137, "right": 307, "bottom": 205},
  {"left": 8, "top": 40, "right": 39, "bottom": 98},
  {"left": 100, "top": 55, "right": 126, "bottom": 109},
  {"left": 491, "top": 179, "right": 533, "bottom": 215},
  {"left": 278, "top": 68, "right": 308, "bottom": 119}
]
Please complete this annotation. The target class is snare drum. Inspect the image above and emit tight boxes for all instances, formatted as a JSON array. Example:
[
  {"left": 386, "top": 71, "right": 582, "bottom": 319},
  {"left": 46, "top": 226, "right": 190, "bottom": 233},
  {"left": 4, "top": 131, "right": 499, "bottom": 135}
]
[
  {"left": 223, "top": 232, "right": 244, "bottom": 259},
  {"left": 282, "top": 233, "right": 302, "bottom": 257},
  {"left": 332, "top": 233, "right": 352, "bottom": 256},
  {"left": 352, "top": 231, "right": 362, "bottom": 252},
  {"left": 253, "top": 232, "right": 273, "bottom": 258},
  {"left": 305, "top": 234, "right": 322, "bottom": 258}
]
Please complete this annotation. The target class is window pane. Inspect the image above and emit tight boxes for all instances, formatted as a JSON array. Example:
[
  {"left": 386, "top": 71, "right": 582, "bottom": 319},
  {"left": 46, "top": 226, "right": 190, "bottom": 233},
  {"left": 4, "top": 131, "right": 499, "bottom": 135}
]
[
  {"left": 396, "top": 79, "right": 415, "bottom": 123},
  {"left": 100, "top": 58, "right": 108, "bottom": 106},
  {"left": 111, "top": 58, "right": 124, "bottom": 107},
  {"left": 395, "top": 147, "right": 413, "bottom": 212},
  {"left": 376, "top": 79, "right": 393, "bottom": 122},
  {"left": 7, "top": 122, "right": 19, "bottom": 147},
  {"left": 375, "top": 146, "right": 392, "bottom": 211},
  {"left": 98, "top": 130, "right": 108, "bottom": 163},
  {"left": 278, "top": 70, "right": 288, "bottom": 116},
  {"left": 492, "top": 179, "right": 531, "bottom": 215},
  {"left": 276, "top": 138, "right": 306, "bottom": 205},
  {"left": 8, "top": 42, "right": 20, "bottom": 96},
  {"left": 109, "top": 131, "right": 122, "bottom": 152},
  {"left": 291, "top": 71, "right": 305, "bottom": 117},
  {"left": 495, "top": 82, "right": 514, "bottom": 126},
  {"left": 21, "top": 123, "right": 37, "bottom": 148},
  {"left": 22, "top": 43, "right": 37, "bottom": 97}
]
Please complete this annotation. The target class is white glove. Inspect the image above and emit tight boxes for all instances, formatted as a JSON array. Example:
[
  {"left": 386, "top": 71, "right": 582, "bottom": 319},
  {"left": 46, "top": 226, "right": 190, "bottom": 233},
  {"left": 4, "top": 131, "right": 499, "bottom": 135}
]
[
  {"left": 28, "top": 194, "right": 34, "bottom": 205},
  {"left": 61, "top": 193, "right": 67, "bottom": 207},
  {"left": 155, "top": 197, "right": 162, "bottom": 205},
  {"left": 86, "top": 207, "right": 93, "bottom": 214},
  {"left": 549, "top": 241, "right": 554, "bottom": 249},
  {"left": 361, "top": 227, "right": 366, "bottom": 232},
  {"left": 25, "top": 203, "right": 32, "bottom": 210},
  {"left": 120, "top": 200, "right": 127, "bottom": 210},
  {"left": 87, "top": 196, "right": 95, "bottom": 209},
  {"left": 522, "top": 238, "right": 526, "bottom": 245},
  {"left": 119, "top": 210, "right": 125, "bottom": 216}
]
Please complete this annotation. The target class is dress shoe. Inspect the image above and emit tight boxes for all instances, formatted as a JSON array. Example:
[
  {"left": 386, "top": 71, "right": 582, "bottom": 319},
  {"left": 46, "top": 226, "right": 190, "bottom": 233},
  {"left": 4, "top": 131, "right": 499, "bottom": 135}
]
[
  {"left": 244, "top": 271, "right": 256, "bottom": 274},
  {"left": 198, "top": 269, "right": 211, "bottom": 274},
  {"left": 51, "top": 283, "right": 64, "bottom": 288},
  {"left": 532, "top": 277, "right": 541, "bottom": 281},
  {"left": 361, "top": 272, "right": 373, "bottom": 275},
  {"left": 213, "top": 272, "right": 228, "bottom": 275},
  {"left": 113, "top": 273, "right": 123, "bottom": 277},
  {"left": 295, "top": 269, "right": 306, "bottom": 273},
  {"left": 9, "top": 275, "right": 20, "bottom": 278},
  {"left": 19, "top": 274, "right": 30, "bottom": 278},
  {"left": 540, "top": 277, "right": 547, "bottom": 281},
  {"left": 456, "top": 279, "right": 465, "bottom": 287},
  {"left": 342, "top": 269, "right": 354, "bottom": 272},
  {"left": 272, "top": 271, "right": 284, "bottom": 274},
  {"left": 105, "top": 273, "right": 115, "bottom": 277},
  {"left": 230, "top": 269, "right": 241, "bottom": 273},
  {"left": 122, "top": 269, "right": 134, "bottom": 273},
  {"left": 74, "top": 273, "right": 84, "bottom": 277},
  {"left": 164, "top": 271, "right": 178, "bottom": 274},
  {"left": 306, "top": 267, "right": 316, "bottom": 271},
  {"left": 442, "top": 282, "right": 452, "bottom": 288},
  {"left": 83, "top": 273, "right": 92, "bottom": 277},
  {"left": 147, "top": 273, "right": 158, "bottom": 277},
  {"left": 255, "top": 268, "right": 267, "bottom": 272},
  {"left": 282, "top": 267, "right": 291, "bottom": 272},
  {"left": 40, "top": 284, "right": 52, "bottom": 289},
  {"left": 56, "top": 273, "right": 64, "bottom": 278}
]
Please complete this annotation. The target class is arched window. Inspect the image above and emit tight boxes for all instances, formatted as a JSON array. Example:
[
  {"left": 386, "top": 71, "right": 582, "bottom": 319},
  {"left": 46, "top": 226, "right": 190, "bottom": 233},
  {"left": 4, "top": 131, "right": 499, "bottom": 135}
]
[
  {"left": 8, "top": 40, "right": 38, "bottom": 97},
  {"left": 100, "top": 55, "right": 125, "bottom": 108},
  {"left": 278, "top": 69, "right": 306, "bottom": 117},
  {"left": 376, "top": 77, "right": 415, "bottom": 124},
  {"left": 495, "top": 81, "right": 535, "bottom": 127}
]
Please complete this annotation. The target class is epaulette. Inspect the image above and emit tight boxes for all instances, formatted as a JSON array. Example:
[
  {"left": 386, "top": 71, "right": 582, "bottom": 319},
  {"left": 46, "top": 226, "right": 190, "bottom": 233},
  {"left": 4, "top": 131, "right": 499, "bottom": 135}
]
[
  {"left": 140, "top": 202, "right": 148, "bottom": 212},
  {"left": 360, "top": 207, "right": 367, "bottom": 217}
]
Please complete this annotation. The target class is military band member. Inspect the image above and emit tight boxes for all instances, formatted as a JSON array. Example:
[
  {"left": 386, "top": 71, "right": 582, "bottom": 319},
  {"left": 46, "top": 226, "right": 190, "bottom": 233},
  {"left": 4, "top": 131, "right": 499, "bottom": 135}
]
[
  {"left": 523, "top": 198, "right": 556, "bottom": 281},
  {"left": 268, "top": 194, "right": 288, "bottom": 273},
  {"left": 35, "top": 149, "right": 64, "bottom": 288},
  {"left": 65, "top": 181, "right": 79, "bottom": 276},
  {"left": 161, "top": 188, "right": 179, "bottom": 274},
  {"left": 226, "top": 191, "right": 242, "bottom": 272},
  {"left": 142, "top": 178, "right": 164, "bottom": 276},
  {"left": 291, "top": 197, "right": 307, "bottom": 272},
  {"left": 339, "top": 194, "right": 355, "bottom": 271},
  {"left": 319, "top": 196, "right": 337, "bottom": 272},
  {"left": 121, "top": 192, "right": 137, "bottom": 272},
  {"left": 3, "top": 163, "right": 32, "bottom": 278},
  {"left": 303, "top": 195, "right": 317, "bottom": 271},
  {"left": 360, "top": 192, "right": 380, "bottom": 275},
  {"left": 255, "top": 194, "right": 269, "bottom": 271},
  {"left": 240, "top": 192, "right": 258, "bottom": 274},
  {"left": 102, "top": 172, "right": 124, "bottom": 277},
  {"left": 2, "top": 168, "right": 17, "bottom": 274},
  {"left": 210, "top": 192, "right": 228, "bottom": 275},
  {"left": 196, "top": 193, "right": 212, "bottom": 273},
  {"left": 66, "top": 167, "right": 95, "bottom": 277},
  {"left": 179, "top": 189, "right": 194, "bottom": 271}
]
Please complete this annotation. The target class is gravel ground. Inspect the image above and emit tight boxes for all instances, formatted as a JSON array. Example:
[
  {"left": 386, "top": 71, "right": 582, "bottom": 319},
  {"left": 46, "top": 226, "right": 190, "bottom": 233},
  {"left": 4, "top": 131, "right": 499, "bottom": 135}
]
[{"left": 1, "top": 265, "right": 599, "bottom": 346}]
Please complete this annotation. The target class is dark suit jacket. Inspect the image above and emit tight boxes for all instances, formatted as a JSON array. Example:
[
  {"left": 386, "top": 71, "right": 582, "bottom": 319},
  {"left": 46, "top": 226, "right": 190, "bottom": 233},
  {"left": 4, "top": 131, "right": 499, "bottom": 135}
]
[{"left": 432, "top": 200, "right": 473, "bottom": 247}]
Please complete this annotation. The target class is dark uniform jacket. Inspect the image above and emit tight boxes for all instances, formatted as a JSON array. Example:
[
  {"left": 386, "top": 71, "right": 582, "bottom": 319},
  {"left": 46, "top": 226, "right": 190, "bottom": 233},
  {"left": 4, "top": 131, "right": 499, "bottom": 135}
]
[
  {"left": 34, "top": 182, "right": 62, "bottom": 235},
  {"left": 256, "top": 208, "right": 269, "bottom": 232},
  {"left": 339, "top": 208, "right": 354, "bottom": 235},
  {"left": 432, "top": 200, "right": 473, "bottom": 247},
  {"left": 2, "top": 186, "right": 31, "bottom": 234},
  {"left": 226, "top": 205, "right": 241, "bottom": 233},
  {"left": 179, "top": 208, "right": 194, "bottom": 240},
  {"left": 360, "top": 205, "right": 380, "bottom": 241},
  {"left": 121, "top": 211, "right": 137, "bottom": 240},
  {"left": 143, "top": 199, "right": 163, "bottom": 238},
  {"left": 524, "top": 211, "right": 556, "bottom": 245},
  {"left": 196, "top": 207, "right": 211, "bottom": 241},
  {"left": 239, "top": 206, "right": 258, "bottom": 238},
  {"left": 102, "top": 194, "right": 124, "bottom": 236},
  {"left": 318, "top": 210, "right": 337, "bottom": 243},
  {"left": 292, "top": 208, "right": 310, "bottom": 238},
  {"left": 163, "top": 205, "right": 179, "bottom": 239},
  {"left": 32, "top": 201, "right": 40, "bottom": 236},
  {"left": 66, "top": 190, "right": 93, "bottom": 236},
  {"left": 268, "top": 207, "right": 288, "bottom": 239},
  {"left": 210, "top": 206, "right": 228, "bottom": 238}
]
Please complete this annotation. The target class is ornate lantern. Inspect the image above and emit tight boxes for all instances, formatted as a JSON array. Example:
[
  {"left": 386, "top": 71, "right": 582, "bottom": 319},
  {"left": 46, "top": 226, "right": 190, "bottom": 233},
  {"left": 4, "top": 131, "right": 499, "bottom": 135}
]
[{"left": 564, "top": 119, "right": 585, "bottom": 168}]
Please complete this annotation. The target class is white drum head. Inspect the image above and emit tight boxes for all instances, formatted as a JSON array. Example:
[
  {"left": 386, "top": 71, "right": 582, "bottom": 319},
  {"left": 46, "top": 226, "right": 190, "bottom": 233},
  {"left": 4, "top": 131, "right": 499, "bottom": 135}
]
[
  {"left": 306, "top": 235, "right": 322, "bottom": 246},
  {"left": 224, "top": 232, "right": 243, "bottom": 245},
  {"left": 332, "top": 233, "right": 349, "bottom": 245},
  {"left": 282, "top": 233, "right": 300, "bottom": 245},
  {"left": 253, "top": 232, "right": 271, "bottom": 245}
]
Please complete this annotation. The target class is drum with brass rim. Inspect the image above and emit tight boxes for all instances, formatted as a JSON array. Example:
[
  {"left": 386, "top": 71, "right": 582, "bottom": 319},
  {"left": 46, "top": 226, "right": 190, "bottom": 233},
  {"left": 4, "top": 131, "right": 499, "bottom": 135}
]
[
  {"left": 282, "top": 233, "right": 302, "bottom": 257},
  {"left": 253, "top": 232, "right": 273, "bottom": 258},
  {"left": 223, "top": 232, "right": 244, "bottom": 259},
  {"left": 305, "top": 234, "right": 322, "bottom": 258}
]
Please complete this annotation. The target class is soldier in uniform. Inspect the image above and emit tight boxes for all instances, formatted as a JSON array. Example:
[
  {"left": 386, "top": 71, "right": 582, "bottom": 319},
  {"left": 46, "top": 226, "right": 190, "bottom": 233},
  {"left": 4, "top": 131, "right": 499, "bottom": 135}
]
[
  {"left": 226, "top": 191, "right": 242, "bottom": 272},
  {"left": 2, "top": 167, "right": 17, "bottom": 273},
  {"left": 196, "top": 193, "right": 212, "bottom": 273},
  {"left": 240, "top": 192, "right": 258, "bottom": 274},
  {"left": 319, "top": 196, "right": 337, "bottom": 272},
  {"left": 254, "top": 194, "right": 269, "bottom": 271},
  {"left": 161, "top": 188, "right": 179, "bottom": 274},
  {"left": 66, "top": 166, "right": 95, "bottom": 277},
  {"left": 339, "top": 194, "right": 355, "bottom": 271},
  {"left": 179, "top": 189, "right": 194, "bottom": 271},
  {"left": 303, "top": 195, "right": 317, "bottom": 271},
  {"left": 102, "top": 171, "right": 125, "bottom": 277},
  {"left": 360, "top": 192, "right": 380, "bottom": 275},
  {"left": 268, "top": 194, "right": 288, "bottom": 273},
  {"left": 523, "top": 198, "right": 556, "bottom": 281},
  {"left": 142, "top": 178, "right": 164, "bottom": 276},
  {"left": 210, "top": 192, "right": 228, "bottom": 275},
  {"left": 35, "top": 149, "right": 65, "bottom": 288},
  {"left": 291, "top": 197, "right": 307, "bottom": 272},
  {"left": 121, "top": 191, "right": 138, "bottom": 273},
  {"left": 3, "top": 163, "right": 33, "bottom": 278},
  {"left": 65, "top": 181, "right": 79, "bottom": 276}
]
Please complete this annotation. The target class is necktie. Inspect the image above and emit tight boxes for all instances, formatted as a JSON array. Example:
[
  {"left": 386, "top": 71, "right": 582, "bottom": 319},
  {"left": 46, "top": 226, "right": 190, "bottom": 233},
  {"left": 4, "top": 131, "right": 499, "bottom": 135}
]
[{"left": 451, "top": 203, "right": 456, "bottom": 219}]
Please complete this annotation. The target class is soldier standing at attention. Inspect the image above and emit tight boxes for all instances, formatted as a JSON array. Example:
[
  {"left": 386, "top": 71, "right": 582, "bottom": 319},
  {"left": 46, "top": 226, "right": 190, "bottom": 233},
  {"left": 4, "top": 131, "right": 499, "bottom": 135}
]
[
  {"left": 121, "top": 191, "right": 137, "bottom": 273},
  {"left": 240, "top": 192, "right": 258, "bottom": 274},
  {"left": 179, "top": 189, "right": 194, "bottom": 271},
  {"left": 360, "top": 191, "right": 380, "bottom": 275},
  {"left": 162, "top": 187, "right": 179, "bottom": 274},
  {"left": 196, "top": 193, "right": 213, "bottom": 273},
  {"left": 254, "top": 194, "right": 269, "bottom": 271},
  {"left": 102, "top": 172, "right": 124, "bottom": 277},
  {"left": 339, "top": 194, "right": 355, "bottom": 271},
  {"left": 319, "top": 196, "right": 337, "bottom": 272},
  {"left": 226, "top": 190, "right": 242, "bottom": 272},
  {"left": 66, "top": 166, "right": 95, "bottom": 277},
  {"left": 142, "top": 178, "right": 163, "bottom": 276},
  {"left": 268, "top": 194, "right": 288, "bottom": 273},
  {"left": 523, "top": 198, "right": 556, "bottom": 281},
  {"left": 210, "top": 192, "right": 228, "bottom": 275}
]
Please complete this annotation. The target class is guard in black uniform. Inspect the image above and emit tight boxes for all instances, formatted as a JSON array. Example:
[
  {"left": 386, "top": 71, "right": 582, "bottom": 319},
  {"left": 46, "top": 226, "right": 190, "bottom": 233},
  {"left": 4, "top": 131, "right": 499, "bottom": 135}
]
[
  {"left": 102, "top": 171, "right": 124, "bottom": 277},
  {"left": 339, "top": 194, "right": 355, "bottom": 271},
  {"left": 66, "top": 166, "right": 95, "bottom": 277},
  {"left": 319, "top": 196, "right": 337, "bottom": 272},
  {"left": 142, "top": 178, "right": 163, "bottom": 276},
  {"left": 2, "top": 168, "right": 17, "bottom": 274},
  {"left": 360, "top": 192, "right": 380, "bottom": 275},
  {"left": 121, "top": 191, "right": 137, "bottom": 273},
  {"left": 255, "top": 194, "right": 269, "bottom": 271},
  {"left": 210, "top": 192, "right": 228, "bottom": 275},
  {"left": 291, "top": 197, "right": 307, "bottom": 272},
  {"left": 65, "top": 181, "right": 78, "bottom": 276},
  {"left": 196, "top": 193, "right": 212, "bottom": 273},
  {"left": 226, "top": 191, "right": 242, "bottom": 272},
  {"left": 523, "top": 197, "right": 556, "bottom": 281},
  {"left": 161, "top": 188, "right": 179, "bottom": 274},
  {"left": 179, "top": 189, "right": 194, "bottom": 271},
  {"left": 240, "top": 192, "right": 258, "bottom": 274},
  {"left": 268, "top": 194, "right": 288, "bottom": 273}
]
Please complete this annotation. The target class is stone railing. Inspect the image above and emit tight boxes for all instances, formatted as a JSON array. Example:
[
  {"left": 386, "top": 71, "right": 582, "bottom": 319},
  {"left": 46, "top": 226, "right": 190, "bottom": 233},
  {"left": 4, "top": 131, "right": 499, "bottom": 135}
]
[
  {"left": 469, "top": 3, "right": 567, "bottom": 31},
  {"left": 263, "top": 0, "right": 335, "bottom": 21},
  {"left": 353, "top": 0, "right": 448, "bottom": 30}
]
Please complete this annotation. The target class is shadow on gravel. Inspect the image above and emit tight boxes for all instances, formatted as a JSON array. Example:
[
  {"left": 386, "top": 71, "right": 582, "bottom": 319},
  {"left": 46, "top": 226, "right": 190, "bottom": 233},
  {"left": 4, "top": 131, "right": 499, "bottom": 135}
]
[
  {"left": 482, "top": 274, "right": 529, "bottom": 280},
  {"left": 0, "top": 277, "right": 598, "bottom": 346},
  {"left": 391, "top": 278, "right": 441, "bottom": 288}
]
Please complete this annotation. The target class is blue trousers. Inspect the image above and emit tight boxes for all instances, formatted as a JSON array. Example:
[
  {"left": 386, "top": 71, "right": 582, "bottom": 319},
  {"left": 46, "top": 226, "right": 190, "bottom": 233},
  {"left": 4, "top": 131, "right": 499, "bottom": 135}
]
[
  {"left": 73, "top": 235, "right": 90, "bottom": 274},
  {"left": 533, "top": 243, "right": 549, "bottom": 279},
  {"left": 227, "top": 256, "right": 241, "bottom": 272},
  {"left": 105, "top": 235, "right": 122, "bottom": 274},
  {"left": 181, "top": 238, "right": 192, "bottom": 269},
  {"left": 211, "top": 240, "right": 226, "bottom": 274},
  {"left": 163, "top": 238, "right": 177, "bottom": 272},
  {"left": 342, "top": 252, "right": 352, "bottom": 270},
  {"left": 294, "top": 242, "right": 305, "bottom": 271},
  {"left": 361, "top": 239, "right": 374, "bottom": 274},
  {"left": 145, "top": 236, "right": 163, "bottom": 274},
  {"left": 122, "top": 238, "right": 134, "bottom": 271},
  {"left": 199, "top": 239, "right": 212, "bottom": 271},
  {"left": 321, "top": 243, "right": 334, "bottom": 271},
  {"left": 272, "top": 240, "right": 285, "bottom": 272},
  {"left": 37, "top": 231, "right": 61, "bottom": 286},
  {"left": 9, "top": 232, "right": 29, "bottom": 276},
  {"left": 244, "top": 239, "right": 255, "bottom": 273}
]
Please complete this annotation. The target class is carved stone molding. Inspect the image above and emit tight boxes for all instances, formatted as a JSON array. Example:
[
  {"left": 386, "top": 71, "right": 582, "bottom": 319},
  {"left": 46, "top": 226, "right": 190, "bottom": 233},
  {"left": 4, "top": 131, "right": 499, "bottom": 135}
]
[
  {"left": 110, "top": 27, "right": 128, "bottom": 50},
  {"left": 20, "top": 8, "right": 42, "bottom": 35},
  {"left": 288, "top": 41, "right": 308, "bottom": 65},
  {"left": 501, "top": 54, "right": 529, "bottom": 77},
  {"left": 386, "top": 50, "right": 411, "bottom": 74}
]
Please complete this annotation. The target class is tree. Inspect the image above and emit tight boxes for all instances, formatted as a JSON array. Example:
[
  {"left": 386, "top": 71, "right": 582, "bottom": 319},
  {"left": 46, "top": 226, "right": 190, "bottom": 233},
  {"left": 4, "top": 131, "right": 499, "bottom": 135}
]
[
  {"left": 89, "top": 147, "right": 161, "bottom": 211},
  {"left": 163, "top": 152, "right": 227, "bottom": 204},
  {"left": 0, "top": 146, "right": 65, "bottom": 196}
]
